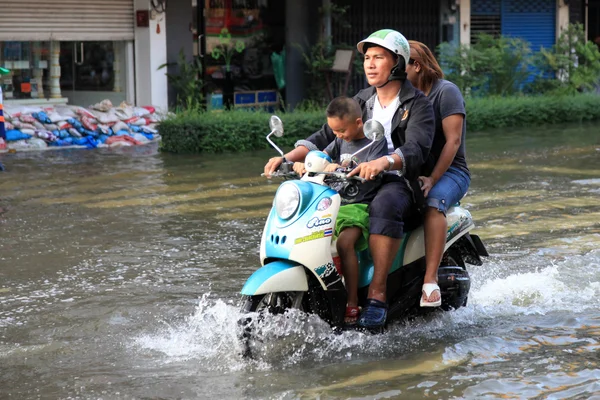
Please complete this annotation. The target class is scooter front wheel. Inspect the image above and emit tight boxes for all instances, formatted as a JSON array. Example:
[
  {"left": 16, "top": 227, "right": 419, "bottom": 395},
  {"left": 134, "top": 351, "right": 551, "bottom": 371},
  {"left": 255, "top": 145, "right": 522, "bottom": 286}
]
[
  {"left": 239, "top": 292, "right": 305, "bottom": 358},
  {"left": 242, "top": 291, "right": 305, "bottom": 314}
]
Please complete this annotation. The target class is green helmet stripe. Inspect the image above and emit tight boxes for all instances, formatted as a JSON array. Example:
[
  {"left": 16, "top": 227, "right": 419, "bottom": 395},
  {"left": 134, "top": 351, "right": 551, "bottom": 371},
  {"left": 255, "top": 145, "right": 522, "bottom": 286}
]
[{"left": 368, "top": 29, "right": 395, "bottom": 40}]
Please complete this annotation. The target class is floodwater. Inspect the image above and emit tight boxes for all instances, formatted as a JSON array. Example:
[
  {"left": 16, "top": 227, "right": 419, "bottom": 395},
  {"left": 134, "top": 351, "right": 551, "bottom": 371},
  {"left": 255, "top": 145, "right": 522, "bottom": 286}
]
[{"left": 0, "top": 122, "right": 599, "bottom": 399}]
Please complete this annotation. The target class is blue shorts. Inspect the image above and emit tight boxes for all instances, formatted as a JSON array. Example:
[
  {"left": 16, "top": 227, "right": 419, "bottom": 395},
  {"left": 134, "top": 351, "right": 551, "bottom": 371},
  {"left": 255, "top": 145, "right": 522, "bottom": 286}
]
[{"left": 426, "top": 166, "right": 470, "bottom": 214}]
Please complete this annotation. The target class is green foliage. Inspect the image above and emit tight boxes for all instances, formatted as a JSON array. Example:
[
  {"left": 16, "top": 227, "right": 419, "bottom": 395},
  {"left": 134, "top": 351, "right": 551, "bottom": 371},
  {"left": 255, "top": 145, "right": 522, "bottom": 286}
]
[
  {"left": 530, "top": 23, "right": 600, "bottom": 94},
  {"left": 295, "top": 4, "right": 360, "bottom": 106},
  {"left": 439, "top": 24, "right": 600, "bottom": 97},
  {"left": 437, "top": 41, "right": 487, "bottom": 96},
  {"left": 438, "top": 33, "right": 532, "bottom": 97},
  {"left": 466, "top": 94, "right": 600, "bottom": 131},
  {"left": 158, "top": 109, "right": 325, "bottom": 154},
  {"left": 158, "top": 49, "right": 204, "bottom": 110},
  {"left": 475, "top": 34, "right": 533, "bottom": 96},
  {"left": 158, "top": 94, "right": 600, "bottom": 153},
  {"left": 297, "top": 38, "right": 334, "bottom": 104}
]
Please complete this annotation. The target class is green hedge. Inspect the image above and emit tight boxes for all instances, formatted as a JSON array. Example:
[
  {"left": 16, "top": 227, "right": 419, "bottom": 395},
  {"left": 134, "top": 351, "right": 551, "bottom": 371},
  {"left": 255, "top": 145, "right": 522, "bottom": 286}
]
[
  {"left": 159, "top": 94, "right": 600, "bottom": 153},
  {"left": 159, "top": 109, "right": 325, "bottom": 153},
  {"left": 466, "top": 94, "right": 600, "bottom": 131}
]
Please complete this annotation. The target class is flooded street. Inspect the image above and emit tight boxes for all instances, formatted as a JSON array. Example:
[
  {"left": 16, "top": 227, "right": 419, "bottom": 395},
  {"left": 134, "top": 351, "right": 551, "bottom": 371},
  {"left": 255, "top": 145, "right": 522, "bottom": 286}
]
[{"left": 1, "top": 122, "right": 599, "bottom": 399}]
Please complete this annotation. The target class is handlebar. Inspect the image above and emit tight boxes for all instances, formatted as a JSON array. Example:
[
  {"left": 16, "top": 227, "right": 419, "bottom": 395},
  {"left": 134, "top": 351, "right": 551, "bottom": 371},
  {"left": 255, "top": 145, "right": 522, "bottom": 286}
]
[
  {"left": 315, "top": 170, "right": 368, "bottom": 184},
  {"left": 261, "top": 161, "right": 299, "bottom": 180}
]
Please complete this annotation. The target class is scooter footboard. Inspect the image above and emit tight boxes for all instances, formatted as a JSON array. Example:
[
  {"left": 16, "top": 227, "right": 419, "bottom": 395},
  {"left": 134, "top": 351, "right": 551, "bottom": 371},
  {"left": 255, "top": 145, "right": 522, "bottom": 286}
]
[{"left": 240, "top": 261, "right": 309, "bottom": 295}]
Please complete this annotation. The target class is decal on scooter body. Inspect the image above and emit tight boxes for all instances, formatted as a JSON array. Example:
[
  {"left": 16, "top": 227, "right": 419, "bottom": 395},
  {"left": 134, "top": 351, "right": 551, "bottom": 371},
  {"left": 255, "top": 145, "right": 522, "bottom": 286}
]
[
  {"left": 241, "top": 260, "right": 308, "bottom": 295},
  {"left": 260, "top": 180, "right": 341, "bottom": 290}
]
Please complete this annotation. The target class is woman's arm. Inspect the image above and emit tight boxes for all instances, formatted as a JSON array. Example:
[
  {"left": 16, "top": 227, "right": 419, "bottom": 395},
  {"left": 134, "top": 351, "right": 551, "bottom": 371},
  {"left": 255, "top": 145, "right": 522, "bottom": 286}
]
[{"left": 420, "top": 114, "right": 463, "bottom": 197}]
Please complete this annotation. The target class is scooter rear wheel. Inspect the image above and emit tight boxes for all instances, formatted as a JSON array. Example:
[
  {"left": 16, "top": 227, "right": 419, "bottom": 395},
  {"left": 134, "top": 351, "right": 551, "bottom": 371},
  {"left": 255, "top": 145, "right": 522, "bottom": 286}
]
[{"left": 439, "top": 250, "right": 470, "bottom": 310}]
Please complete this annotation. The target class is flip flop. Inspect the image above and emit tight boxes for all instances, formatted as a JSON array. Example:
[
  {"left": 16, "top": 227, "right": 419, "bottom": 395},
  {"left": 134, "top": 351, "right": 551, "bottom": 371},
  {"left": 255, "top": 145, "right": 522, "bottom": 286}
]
[
  {"left": 345, "top": 306, "right": 360, "bottom": 326},
  {"left": 357, "top": 298, "right": 387, "bottom": 329},
  {"left": 420, "top": 283, "right": 442, "bottom": 307}
]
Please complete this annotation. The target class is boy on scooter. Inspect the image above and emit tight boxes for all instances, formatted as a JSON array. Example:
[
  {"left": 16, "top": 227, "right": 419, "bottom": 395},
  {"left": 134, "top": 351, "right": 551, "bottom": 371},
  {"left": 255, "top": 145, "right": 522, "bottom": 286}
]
[{"left": 293, "top": 96, "right": 387, "bottom": 326}]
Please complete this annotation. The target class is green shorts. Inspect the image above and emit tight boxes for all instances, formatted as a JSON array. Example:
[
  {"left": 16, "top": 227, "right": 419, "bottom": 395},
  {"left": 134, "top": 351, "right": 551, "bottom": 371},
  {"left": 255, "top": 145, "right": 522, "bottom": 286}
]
[{"left": 334, "top": 203, "right": 370, "bottom": 251}]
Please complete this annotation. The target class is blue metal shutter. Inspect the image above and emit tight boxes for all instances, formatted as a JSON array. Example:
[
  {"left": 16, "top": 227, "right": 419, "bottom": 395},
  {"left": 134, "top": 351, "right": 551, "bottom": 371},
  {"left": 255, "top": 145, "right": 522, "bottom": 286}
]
[
  {"left": 471, "top": 0, "right": 502, "bottom": 43},
  {"left": 501, "top": 0, "right": 556, "bottom": 52}
]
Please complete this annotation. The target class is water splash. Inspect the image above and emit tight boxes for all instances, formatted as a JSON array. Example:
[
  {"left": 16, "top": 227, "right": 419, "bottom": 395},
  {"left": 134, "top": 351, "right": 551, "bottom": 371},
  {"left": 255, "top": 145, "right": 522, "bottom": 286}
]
[
  {"left": 465, "top": 249, "right": 600, "bottom": 317},
  {"left": 134, "top": 250, "right": 600, "bottom": 372},
  {"left": 134, "top": 293, "right": 251, "bottom": 371}
]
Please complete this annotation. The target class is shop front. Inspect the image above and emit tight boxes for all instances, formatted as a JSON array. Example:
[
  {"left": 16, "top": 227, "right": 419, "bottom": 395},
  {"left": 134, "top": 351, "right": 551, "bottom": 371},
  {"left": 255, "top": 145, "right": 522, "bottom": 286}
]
[
  {"left": 191, "top": 0, "right": 285, "bottom": 109},
  {"left": 0, "top": 1, "right": 135, "bottom": 107}
]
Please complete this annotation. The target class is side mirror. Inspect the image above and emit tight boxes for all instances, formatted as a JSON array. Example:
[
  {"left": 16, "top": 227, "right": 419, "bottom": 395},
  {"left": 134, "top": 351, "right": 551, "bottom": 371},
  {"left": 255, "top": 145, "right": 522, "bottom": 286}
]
[
  {"left": 349, "top": 119, "right": 386, "bottom": 160},
  {"left": 363, "top": 119, "right": 385, "bottom": 142},
  {"left": 269, "top": 115, "right": 284, "bottom": 137}
]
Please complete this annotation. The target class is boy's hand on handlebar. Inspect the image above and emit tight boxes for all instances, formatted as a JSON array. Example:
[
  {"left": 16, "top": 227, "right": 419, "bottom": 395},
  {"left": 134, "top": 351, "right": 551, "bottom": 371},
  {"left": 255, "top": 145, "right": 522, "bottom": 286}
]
[
  {"left": 293, "top": 162, "right": 306, "bottom": 176},
  {"left": 347, "top": 158, "right": 388, "bottom": 180},
  {"left": 264, "top": 156, "right": 284, "bottom": 178},
  {"left": 324, "top": 163, "right": 341, "bottom": 173}
]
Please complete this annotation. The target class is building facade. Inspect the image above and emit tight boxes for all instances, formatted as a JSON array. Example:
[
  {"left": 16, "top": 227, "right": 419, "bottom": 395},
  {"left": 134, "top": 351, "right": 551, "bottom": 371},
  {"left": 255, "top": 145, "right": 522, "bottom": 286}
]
[
  {"left": 1, "top": 0, "right": 597, "bottom": 111},
  {"left": 0, "top": 0, "right": 168, "bottom": 110}
]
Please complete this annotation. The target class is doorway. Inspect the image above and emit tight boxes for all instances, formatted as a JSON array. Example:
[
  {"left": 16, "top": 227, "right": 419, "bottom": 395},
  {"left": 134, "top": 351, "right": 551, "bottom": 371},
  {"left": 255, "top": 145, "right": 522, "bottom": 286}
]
[{"left": 60, "top": 41, "right": 130, "bottom": 106}]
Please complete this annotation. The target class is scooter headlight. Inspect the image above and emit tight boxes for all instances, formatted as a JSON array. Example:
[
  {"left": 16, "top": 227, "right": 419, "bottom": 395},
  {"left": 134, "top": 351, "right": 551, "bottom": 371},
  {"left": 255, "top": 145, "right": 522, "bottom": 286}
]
[{"left": 275, "top": 183, "right": 300, "bottom": 220}]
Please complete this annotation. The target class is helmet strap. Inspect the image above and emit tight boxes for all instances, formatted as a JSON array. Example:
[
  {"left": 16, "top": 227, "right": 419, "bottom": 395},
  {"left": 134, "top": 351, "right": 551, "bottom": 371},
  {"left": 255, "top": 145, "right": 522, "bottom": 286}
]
[{"left": 388, "top": 58, "right": 407, "bottom": 82}]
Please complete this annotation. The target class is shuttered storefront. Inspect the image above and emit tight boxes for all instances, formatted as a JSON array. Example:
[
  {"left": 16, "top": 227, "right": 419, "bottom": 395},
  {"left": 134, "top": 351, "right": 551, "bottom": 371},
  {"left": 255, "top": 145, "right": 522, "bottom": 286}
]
[
  {"left": 0, "top": 0, "right": 134, "bottom": 41},
  {"left": 471, "top": 0, "right": 502, "bottom": 42},
  {"left": 501, "top": 0, "right": 556, "bottom": 52}
]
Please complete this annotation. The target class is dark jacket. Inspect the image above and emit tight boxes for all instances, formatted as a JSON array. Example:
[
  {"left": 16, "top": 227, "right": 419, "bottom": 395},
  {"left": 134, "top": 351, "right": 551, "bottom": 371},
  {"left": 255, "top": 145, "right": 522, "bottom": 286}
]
[{"left": 296, "top": 80, "right": 435, "bottom": 182}]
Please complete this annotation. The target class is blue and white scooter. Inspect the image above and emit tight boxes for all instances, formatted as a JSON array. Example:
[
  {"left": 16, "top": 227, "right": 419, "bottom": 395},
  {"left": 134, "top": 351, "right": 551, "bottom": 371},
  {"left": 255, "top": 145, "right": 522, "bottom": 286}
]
[{"left": 240, "top": 116, "right": 487, "bottom": 355}]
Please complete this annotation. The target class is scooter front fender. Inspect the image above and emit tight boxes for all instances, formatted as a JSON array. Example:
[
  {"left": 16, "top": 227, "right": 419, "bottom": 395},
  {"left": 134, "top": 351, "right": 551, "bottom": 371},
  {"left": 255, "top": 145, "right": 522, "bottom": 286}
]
[{"left": 240, "top": 261, "right": 308, "bottom": 296}]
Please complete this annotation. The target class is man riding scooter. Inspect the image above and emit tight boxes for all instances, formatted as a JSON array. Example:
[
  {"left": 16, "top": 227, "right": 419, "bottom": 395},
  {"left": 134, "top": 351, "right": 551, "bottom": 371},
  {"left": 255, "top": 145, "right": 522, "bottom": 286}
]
[{"left": 263, "top": 29, "right": 435, "bottom": 330}]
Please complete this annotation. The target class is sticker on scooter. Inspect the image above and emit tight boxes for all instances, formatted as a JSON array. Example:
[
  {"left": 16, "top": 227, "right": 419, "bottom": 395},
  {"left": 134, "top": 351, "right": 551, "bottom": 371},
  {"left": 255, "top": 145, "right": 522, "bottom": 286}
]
[
  {"left": 295, "top": 228, "right": 332, "bottom": 244},
  {"left": 316, "top": 197, "right": 332, "bottom": 211},
  {"left": 306, "top": 216, "right": 332, "bottom": 229},
  {"left": 315, "top": 262, "right": 342, "bottom": 287}
]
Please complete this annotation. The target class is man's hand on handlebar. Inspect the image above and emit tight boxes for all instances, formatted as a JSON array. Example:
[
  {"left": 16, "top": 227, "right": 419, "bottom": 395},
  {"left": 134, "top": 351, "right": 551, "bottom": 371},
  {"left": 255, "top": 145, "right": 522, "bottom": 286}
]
[{"left": 346, "top": 157, "right": 388, "bottom": 180}]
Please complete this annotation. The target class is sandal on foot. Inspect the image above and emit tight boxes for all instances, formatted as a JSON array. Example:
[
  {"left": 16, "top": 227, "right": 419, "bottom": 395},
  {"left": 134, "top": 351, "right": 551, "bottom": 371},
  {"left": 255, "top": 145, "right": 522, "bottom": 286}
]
[
  {"left": 420, "top": 283, "right": 442, "bottom": 307},
  {"left": 345, "top": 306, "right": 360, "bottom": 325},
  {"left": 357, "top": 299, "right": 388, "bottom": 329}
]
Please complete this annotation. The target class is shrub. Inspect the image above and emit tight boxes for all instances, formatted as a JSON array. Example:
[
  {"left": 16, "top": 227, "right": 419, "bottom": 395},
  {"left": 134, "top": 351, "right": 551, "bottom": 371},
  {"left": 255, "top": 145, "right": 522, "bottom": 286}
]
[
  {"left": 159, "top": 109, "right": 325, "bottom": 153},
  {"left": 438, "top": 33, "right": 533, "bottom": 97},
  {"left": 159, "top": 94, "right": 600, "bottom": 153},
  {"left": 158, "top": 49, "right": 205, "bottom": 111},
  {"left": 530, "top": 23, "right": 600, "bottom": 95},
  {"left": 466, "top": 94, "right": 600, "bottom": 131}
]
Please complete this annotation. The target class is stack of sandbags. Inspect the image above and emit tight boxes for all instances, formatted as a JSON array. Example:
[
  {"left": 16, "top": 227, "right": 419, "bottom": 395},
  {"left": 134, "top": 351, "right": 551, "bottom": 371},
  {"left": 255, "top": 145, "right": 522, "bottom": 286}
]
[{"left": 2, "top": 100, "right": 164, "bottom": 151}]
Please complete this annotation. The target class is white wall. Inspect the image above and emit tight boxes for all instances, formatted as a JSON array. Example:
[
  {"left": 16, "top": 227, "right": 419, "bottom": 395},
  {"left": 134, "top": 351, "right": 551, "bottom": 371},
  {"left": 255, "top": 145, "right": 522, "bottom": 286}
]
[
  {"left": 557, "top": 0, "right": 570, "bottom": 39},
  {"left": 134, "top": 0, "right": 168, "bottom": 112},
  {"left": 460, "top": 0, "right": 471, "bottom": 46}
]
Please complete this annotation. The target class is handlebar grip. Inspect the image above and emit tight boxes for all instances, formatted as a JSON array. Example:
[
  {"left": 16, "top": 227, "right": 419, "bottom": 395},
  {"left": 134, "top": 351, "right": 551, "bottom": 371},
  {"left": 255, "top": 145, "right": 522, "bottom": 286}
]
[{"left": 279, "top": 161, "right": 295, "bottom": 174}]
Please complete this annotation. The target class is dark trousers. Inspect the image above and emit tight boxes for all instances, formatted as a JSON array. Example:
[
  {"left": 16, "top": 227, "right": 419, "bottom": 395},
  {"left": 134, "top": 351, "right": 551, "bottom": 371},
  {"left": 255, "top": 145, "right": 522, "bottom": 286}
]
[{"left": 368, "top": 174, "right": 420, "bottom": 239}]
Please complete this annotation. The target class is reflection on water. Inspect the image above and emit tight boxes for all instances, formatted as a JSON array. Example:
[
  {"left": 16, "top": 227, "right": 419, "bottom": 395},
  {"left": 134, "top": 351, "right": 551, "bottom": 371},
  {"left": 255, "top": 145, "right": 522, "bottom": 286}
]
[{"left": 0, "top": 122, "right": 599, "bottom": 399}]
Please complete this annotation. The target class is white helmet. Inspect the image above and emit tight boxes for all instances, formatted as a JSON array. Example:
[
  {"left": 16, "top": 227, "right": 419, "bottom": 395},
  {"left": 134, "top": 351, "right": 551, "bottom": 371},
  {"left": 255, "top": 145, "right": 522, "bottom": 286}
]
[{"left": 357, "top": 29, "right": 411, "bottom": 69}]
